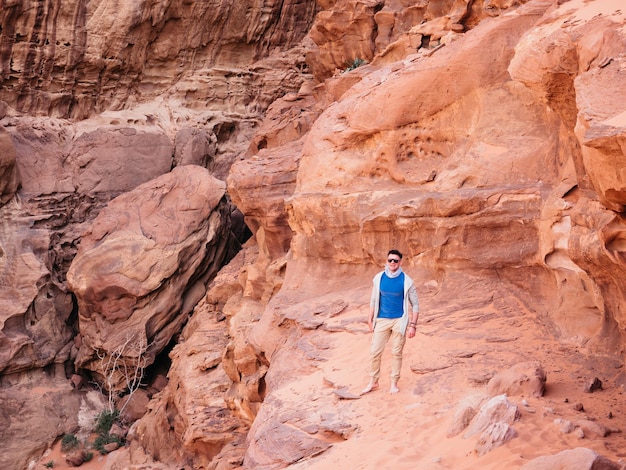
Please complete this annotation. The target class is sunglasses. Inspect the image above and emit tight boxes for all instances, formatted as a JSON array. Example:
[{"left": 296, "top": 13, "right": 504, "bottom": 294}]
[{"left": 387, "top": 258, "right": 400, "bottom": 263}]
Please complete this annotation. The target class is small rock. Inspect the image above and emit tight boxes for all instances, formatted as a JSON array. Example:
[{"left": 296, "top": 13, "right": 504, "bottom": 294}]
[
  {"left": 109, "top": 423, "right": 127, "bottom": 439},
  {"left": 464, "top": 395, "right": 520, "bottom": 439},
  {"left": 487, "top": 361, "right": 546, "bottom": 398},
  {"left": 333, "top": 388, "right": 361, "bottom": 400},
  {"left": 450, "top": 23, "right": 465, "bottom": 33},
  {"left": 555, "top": 418, "right": 575, "bottom": 434},
  {"left": 70, "top": 374, "right": 85, "bottom": 390},
  {"left": 583, "top": 377, "right": 602, "bottom": 393},
  {"left": 474, "top": 422, "right": 518, "bottom": 456},
  {"left": 573, "top": 402, "right": 584, "bottom": 412},
  {"left": 149, "top": 374, "right": 169, "bottom": 393},
  {"left": 103, "top": 441, "right": 120, "bottom": 453},
  {"left": 447, "top": 405, "right": 478, "bottom": 438},
  {"left": 65, "top": 450, "right": 88, "bottom": 467},
  {"left": 574, "top": 419, "right": 611, "bottom": 438},
  {"left": 520, "top": 447, "right": 621, "bottom": 469}
]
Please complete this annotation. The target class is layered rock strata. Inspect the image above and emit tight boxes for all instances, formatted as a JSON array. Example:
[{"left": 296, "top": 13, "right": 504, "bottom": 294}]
[{"left": 0, "top": 0, "right": 318, "bottom": 119}]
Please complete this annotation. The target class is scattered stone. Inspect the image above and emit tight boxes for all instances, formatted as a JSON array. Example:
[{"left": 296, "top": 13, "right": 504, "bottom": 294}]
[
  {"left": 487, "top": 361, "right": 546, "bottom": 398},
  {"left": 474, "top": 422, "right": 518, "bottom": 456},
  {"left": 450, "top": 23, "right": 465, "bottom": 33},
  {"left": 554, "top": 418, "right": 575, "bottom": 434},
  {"left": 148, "top": 374, "right": 169, "bottom": 393},
  {"left": 468, "top": 372, "right": 494, "bottom": 385},
  {"left": 447, "top": 405, "right": 478, "bottom": 438},
  {"left": 70, "top": 374, "right": 86, "bottom": 390},
  {"left": 583, "top": 377, "right": 603, "bottom": 393},
  {"left": 573, "top": 419, "right": 611, "bottom": 438},
  {"left": 104, "top": 441, "right": 121, "bottom": 453},
  {"left": 520, "top": 447, "right": 621, "bottom": 469},
  {"left": 573, "top": 402, "right": 584, "bottom": 412},
  {"left": 333, "top": 388, "right": 361, "bottom": 400},
  {"left": 464, "top": 395, "right": 520, "bottom": 439},
  {"left": 65, "top": 450, "right": 89, "bottom": 467},
  {"left": 109, "top": 423, "right": 128, "bottom": 439},
  {"left": 117, "top": 389, "right": 151, "bottom": 423}
]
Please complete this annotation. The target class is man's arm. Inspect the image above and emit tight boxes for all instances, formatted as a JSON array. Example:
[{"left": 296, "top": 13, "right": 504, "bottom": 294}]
[
  {"left": 368, "top": 279, "right": 378, "bottom": 333},
  {"left": 408, "top": 284, "right": 419, "bottom": 325}
]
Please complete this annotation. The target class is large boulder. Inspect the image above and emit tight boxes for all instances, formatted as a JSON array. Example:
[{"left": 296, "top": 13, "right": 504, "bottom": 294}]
[{"left": 67, "top": 165, "right": 232, "bottom": 390}]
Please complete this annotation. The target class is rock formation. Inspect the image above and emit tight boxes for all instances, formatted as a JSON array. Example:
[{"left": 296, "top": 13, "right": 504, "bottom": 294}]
[
  {"left": 67, "top": 165, "right": 232, "bottom": 390},
  {"left": 0, "top": 0, "right": 315, "bottom": 467},
  {"left": 1, "top": 0, "right": 626, "bottom": 469}
]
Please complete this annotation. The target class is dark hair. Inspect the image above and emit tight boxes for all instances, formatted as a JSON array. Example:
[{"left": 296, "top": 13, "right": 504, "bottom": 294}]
[{"left": 388, "top": 249, "right": 403, "bottom": 259}]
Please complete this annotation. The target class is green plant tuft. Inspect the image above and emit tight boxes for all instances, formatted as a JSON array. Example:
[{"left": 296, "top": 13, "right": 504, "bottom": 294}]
[
  {"left": 44, "top": 461, "right": 54, "bottom": 468},
  {"left": 94, "top": 433, "right": 123, "bottom": 454},
  {"left": 61, "top": 433, "right": 80, "bottom": 452},
  {"left": 95, "top": 409, "right": 119, "bottom": 435},
  {"left": 344, "top": 57, "right": 366, "bottom": 72},
  {"left": 93, "top": 409, "right": 124, "bottom": 454}
]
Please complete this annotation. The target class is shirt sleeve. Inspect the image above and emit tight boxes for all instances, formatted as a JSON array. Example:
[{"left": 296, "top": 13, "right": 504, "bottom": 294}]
[
  {"left": 370, "top": 277, "right": 377, "bottom": 308},
  {"left": 408, "top": 284, "right": 419, "bottom": 312}
]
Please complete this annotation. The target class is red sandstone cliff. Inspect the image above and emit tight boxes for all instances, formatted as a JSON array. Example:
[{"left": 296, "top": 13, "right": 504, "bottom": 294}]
[{"left": 1, "top": 0, "right": 626, "bottom": 469}]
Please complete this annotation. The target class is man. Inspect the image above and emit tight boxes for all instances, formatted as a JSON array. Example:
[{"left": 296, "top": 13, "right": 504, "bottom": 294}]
[{"left": 362, "top": 249, "right": 420, "bottom": 395}]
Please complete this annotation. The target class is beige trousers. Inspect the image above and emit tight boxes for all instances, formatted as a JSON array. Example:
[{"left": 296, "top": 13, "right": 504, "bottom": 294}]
[{"left": 368, "top": 317, "right": 407, "bottom": 382}]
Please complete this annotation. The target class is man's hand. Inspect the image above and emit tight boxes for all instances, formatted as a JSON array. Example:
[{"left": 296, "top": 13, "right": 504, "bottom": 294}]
[{"left": 407, "top": 314, "right": 418, "bottom": 338}]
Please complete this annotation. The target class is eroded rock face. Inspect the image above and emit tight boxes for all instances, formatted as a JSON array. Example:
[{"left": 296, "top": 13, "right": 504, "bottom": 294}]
[
  {"left": 0, "top": 369, "right": 97, "bottom": 470},
  {"left": 67, "top": 165, "right": 232, "bottom": 389},
  {"left": 0, "top": 203, "right": 75, "bottom": 375},
  {"left": 1, "top": 0, "right": 315, "bottom": 466},
  {"left": 281, "top": 0, "right": 626, "bottom": 353},
  {"left": 307, "top": 0, "right": 522, "bottom": 80},
  {"left": 223, "top": 0, "right": 626, "bottom": 466},
  {"left": 129, "top": 247, "right": 259, "bottom": 469},
  {"left": 0, "top": 0, "right": 318, "bottom": 119},
  {"left": 0, "top": 127, "right": 18, "bottom": 203}
]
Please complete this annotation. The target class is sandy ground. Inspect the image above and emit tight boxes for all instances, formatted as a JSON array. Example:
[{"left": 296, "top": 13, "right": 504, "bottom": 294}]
[
  {"left": 35, "top": 445, "right": 113, "bottom": 470},
  {"left": 291, "top": 292, "right": 626, "bottom": 470},
  {"left": 32, "top": 278, "right": 626, "bottom": 470}
]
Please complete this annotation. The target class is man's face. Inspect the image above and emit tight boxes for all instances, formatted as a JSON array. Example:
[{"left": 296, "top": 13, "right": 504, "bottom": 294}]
[{"left": 387, "top": 254, "right": 401, "bottom": 272}]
